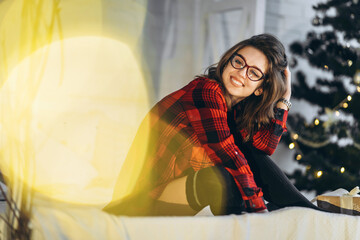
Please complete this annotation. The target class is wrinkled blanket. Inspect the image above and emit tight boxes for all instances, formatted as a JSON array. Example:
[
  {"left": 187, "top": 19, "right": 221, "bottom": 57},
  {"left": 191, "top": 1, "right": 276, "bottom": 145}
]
[{"left": 30, "top": 196, "right": 360, "bottom": 240}]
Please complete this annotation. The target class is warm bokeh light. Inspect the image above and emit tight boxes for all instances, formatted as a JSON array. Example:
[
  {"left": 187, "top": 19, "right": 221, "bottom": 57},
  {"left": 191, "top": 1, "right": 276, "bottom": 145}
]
[
  {"left": 293, "top": 133, "right": 299, "bottom": 140},
  {"left": 335, "top": 111, "right": 340, "bottom": 116},
  {"left": 347, "top": 95, "right": 352, "bottom": 101},
  {"left": 355, "top": 71, "right": 360, "bottom": 85},
  {"left": 296, "top": 154, "right": 302, "bottom": 161},
  {"left": 0, "top": 37, "right": 150, "bottom": 205},
  {"left": 340, "top": 167, "right": 345, "bottom": 173},
  {"left": 316, "top": 171, "right": 323, "bottom": 178},
  {"left": 314, "top": 119, "right": 320, "bottom": 125},
  {"left": 0, "top": 0, "right": 149, "bottom": 207},
  {"left": 289, "top": 143, "right": 295, "bottom": 149},
  {"left": 342, "top": 102, "right": 348, "bottom": 108}
]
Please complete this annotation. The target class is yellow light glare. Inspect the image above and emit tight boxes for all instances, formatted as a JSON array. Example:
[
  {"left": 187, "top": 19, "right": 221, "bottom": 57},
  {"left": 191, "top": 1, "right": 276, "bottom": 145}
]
[
  {"left": 340, "top": 167, "right": 345, "bottom": 173},
  {"left": 289, "top": 143, "right": 295, "bottom": 149},
  {"left": 314, "top": 119, "right": 320, "bottom": 125},
  {"left": 335, "top": 111, "right": 340, "bottom": 116},
  {"left": 343, "top": 102, "right": 348, "bottom": 108},
  {"left": 296, "top": 154, "right": 302, "bottom": 160},
  {"left": 324, "top": 65, "right": 328, "bottom": 69},
  {"left": 293, "top": 133, "right": 299, "bottom": 140},
  {"left": 316, "top": 171, "right": 323, "bottom": 178},
  {"left": 347, "top": 95, "right": 352, "bottom": 101},
  {"left": 348, "top": 60, "right": 353, "bottom": 67},
  {"left": 357, "top": 86, "right": 360, "bottom": 92},
  {"left": 1, "top": 37, "right": 150, "bottom": 205}
]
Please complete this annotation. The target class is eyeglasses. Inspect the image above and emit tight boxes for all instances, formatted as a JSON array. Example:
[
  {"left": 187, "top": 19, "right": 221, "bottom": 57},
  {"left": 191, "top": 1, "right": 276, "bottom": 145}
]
[{"left": 230, "top": 53, "right": 266, "bottom": 81}]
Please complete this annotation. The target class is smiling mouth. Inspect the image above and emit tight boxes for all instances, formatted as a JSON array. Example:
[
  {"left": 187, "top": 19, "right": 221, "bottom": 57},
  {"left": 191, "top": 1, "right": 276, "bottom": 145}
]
[{"left": 230, "top": 76, "right": 245, "bottom": 87}]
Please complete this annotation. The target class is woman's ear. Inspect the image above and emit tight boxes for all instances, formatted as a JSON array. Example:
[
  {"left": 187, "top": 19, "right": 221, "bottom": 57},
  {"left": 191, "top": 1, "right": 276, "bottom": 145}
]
[{"left": 254, "top": 87, "right": 263, "bottom": 96}]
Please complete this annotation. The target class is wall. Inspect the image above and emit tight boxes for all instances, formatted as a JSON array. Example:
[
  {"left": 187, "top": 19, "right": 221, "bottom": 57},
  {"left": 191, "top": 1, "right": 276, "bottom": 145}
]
[{"left": 142, "top": 0, "right": 266, "bottom": 101}]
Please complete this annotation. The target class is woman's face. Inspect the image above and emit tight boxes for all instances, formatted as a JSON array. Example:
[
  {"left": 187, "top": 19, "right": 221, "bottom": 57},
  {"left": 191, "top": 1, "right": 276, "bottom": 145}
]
[{"left": 222, "top": 46, "right": 268, "bottom": 106}]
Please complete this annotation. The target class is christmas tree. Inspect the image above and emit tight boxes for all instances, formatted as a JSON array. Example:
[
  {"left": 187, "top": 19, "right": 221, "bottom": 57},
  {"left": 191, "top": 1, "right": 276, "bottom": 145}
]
[{"left": 284, "top": 0, "right": 360, "bottom": 195}]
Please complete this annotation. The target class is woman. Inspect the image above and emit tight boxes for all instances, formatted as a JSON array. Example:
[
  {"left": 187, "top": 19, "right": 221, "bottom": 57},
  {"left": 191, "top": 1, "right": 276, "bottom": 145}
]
[{"left": 104, "top": 34, "right": 320, "bottom": 216}]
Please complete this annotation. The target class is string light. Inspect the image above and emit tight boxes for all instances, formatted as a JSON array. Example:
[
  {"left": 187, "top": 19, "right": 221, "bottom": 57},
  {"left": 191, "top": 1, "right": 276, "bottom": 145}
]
[
  {"left": 283, "top": 38, "right": 360, "bottom": 180},
  {"left": 293, "top": 133, "right": 299, "bottom": 140},
  {"left": 286, "top": 84, "right": 359, "bottom": 167},
  {"left": 355, "top": 71, "right": 360, "bottom": 85}
]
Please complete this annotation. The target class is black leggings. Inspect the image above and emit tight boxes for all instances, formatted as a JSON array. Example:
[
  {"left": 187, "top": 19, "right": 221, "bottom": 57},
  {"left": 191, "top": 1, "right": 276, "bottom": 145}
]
[
  {"left": 104, "top": 143, "right": 325, "bottom": 216},
  {"left": 239, "top": 142, "right": 323, "bottom": 212}
]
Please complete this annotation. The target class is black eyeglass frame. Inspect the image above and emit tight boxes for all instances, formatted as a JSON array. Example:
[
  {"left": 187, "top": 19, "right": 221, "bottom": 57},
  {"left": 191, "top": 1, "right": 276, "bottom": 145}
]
[{"left": 229, "top": 53, "right": 267, "bottom": 81}]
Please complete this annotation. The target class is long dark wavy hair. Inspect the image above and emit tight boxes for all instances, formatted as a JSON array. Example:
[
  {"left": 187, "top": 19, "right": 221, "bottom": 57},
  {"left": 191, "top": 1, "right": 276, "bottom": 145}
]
[{"left": 202, "top": 33, "right": 288, "bottom": 142}]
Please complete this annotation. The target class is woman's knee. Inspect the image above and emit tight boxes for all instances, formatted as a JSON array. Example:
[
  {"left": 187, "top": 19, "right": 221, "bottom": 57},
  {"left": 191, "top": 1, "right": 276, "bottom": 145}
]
[{"left": 186, "top": 166, "right": 244, "bottom": 215}]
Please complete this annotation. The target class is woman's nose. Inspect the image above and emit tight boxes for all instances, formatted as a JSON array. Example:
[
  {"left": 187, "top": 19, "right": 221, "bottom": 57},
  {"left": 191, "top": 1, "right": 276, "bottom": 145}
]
[{"left": 237, "top": 67, "right": 247, "bottom": 79}]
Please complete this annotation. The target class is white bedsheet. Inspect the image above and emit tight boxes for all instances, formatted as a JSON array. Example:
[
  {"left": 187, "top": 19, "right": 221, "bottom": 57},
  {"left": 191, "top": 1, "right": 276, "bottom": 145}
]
[{"left": 30, "top": 196, "right": 360, "bottom": 240}]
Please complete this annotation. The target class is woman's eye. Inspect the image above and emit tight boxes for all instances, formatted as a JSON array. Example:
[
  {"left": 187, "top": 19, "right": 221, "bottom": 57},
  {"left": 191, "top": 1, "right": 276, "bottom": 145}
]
[
  {"left": 235, "top": 59, "right": 244, "bottom": 66},
  {"left": 250, "top": 69, "right": 260, "bottom": 77}
]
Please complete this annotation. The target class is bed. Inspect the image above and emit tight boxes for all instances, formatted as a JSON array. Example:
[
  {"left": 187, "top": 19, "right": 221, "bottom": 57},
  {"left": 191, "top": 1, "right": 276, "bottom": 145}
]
[{"left": 28, "top": 194, "right": 360, "bottom": 240}]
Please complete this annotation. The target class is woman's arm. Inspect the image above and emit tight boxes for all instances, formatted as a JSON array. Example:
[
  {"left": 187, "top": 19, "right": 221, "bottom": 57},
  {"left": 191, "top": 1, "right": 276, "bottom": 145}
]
[
  {"left": 181, "top": 79, "right": 266, "bottom": 213},
  {"left": 250, "top": 108, "right": 288, "bottom": 155},
  {"left": 276, "top": 66, "right": 292, "bottom": 109},
  {"left": 247, "top": 66, "right": 292, "bottom": 155}
]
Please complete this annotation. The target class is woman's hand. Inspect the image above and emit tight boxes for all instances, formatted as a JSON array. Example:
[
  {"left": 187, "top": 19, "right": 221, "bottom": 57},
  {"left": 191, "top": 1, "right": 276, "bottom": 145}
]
[
  {"left": 276, "top": 66, "right": 292, "bottom": 111},
  {"left": 282, "top": 66, "right": 292, "bottom": 100}
]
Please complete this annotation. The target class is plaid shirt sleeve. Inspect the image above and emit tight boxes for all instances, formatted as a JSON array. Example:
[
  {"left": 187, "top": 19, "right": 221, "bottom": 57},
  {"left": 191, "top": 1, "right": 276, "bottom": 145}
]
[
  {"left": 244, "top": 108, "right": 288, "bottom": 156},
  {"left": 181, "top": 79, "right": 266, "bottom": 212}
]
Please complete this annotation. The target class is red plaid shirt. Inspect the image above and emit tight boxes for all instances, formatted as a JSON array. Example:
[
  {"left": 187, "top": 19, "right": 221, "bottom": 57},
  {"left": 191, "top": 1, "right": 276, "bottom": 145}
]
[{"left": 128, "top": 77, "right": 288, "bottom": 212}]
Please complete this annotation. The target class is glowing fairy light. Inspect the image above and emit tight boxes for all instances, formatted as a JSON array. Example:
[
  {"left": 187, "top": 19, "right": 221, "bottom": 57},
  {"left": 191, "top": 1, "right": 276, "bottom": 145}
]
[
  {"left": 347, "top": 95, "right": 352, "bottom": 101},
  {"left": 343, "top": 102, "right": 348, "bottom": 108},
  {"left": 316, "top": 171, "right": 323, "bottom": 178},
  {"left": 293, "top": 133, "right": 299, "bottom": 140},
  {"left": 355, "top": 72, "right": 360, "bottom": 85},
  {"left": 296, "top": 154, "right": 302, "bottom": 161},
  {"left": 357, "top": 86, "right": 360, "bottom": 92},
  {"left": 324, "top": 65, "right": 328, "bottom": 69},
  {"left": 314, "top": 119, "right": 320, "bottom": 125},
  {"left": 289, "top": 143, "right": 295, "bottom": 149},
  {"left": 348, "top": 60, "right": 353, "bottom": 67},
  {"left": 340, "top": 167, "right": 345, "bottom": 173},
  {"left": 335, "top": 111, "right": 340, "bottom": 116}
]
